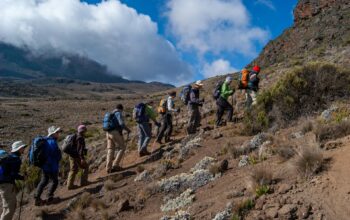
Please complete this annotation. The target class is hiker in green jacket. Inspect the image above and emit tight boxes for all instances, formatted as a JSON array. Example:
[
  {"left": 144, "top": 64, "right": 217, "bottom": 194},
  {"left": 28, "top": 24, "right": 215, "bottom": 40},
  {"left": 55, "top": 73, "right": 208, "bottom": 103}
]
[{"left": 216, "top": 76, "right": 234, "bottom": 126}]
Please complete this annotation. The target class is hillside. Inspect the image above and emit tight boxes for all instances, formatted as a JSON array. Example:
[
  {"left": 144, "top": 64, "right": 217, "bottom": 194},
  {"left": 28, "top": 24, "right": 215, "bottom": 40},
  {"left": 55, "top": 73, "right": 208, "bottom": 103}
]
[{"left": 1, "top": 1, "right": 350, "bottom": 220}]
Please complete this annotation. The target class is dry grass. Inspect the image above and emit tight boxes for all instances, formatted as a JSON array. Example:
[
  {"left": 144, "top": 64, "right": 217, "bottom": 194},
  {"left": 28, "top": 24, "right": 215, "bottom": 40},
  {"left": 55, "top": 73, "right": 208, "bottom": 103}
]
[
  {"left": 72, "top": 192, "right": 93, "bottom": 210},
  {"left": 223, "top": 142, "right": 246, "bottom": 159},
  {"left": 276, "top": 145, "right": 296, "bottom": 161},
  {"left": 314, "top": 121, "right": 350, "bottom": 143},
  {"left": 104, "top": 180, "right": 116, "bottom": 191},
  {"left": 302, "top": 121, "right": 313, "bottom": 134},
  {"left": 249, "top": 166, "right": 273, "bottom": 190},
  {"left": 294, "top": 146, "right": 323, "bottom": 178},
  {"left": 136, "top": 165, "right": 145, "bottom": 173}
]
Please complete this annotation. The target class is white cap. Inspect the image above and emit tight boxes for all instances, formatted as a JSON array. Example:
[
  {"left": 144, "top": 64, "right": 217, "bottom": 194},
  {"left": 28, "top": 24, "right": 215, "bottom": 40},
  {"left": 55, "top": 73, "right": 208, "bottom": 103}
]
[
  {"left": 11, "top": 141, "right": 27, "bottom": 153},
  {"left": 194, "top": 80, "right": 204, "bottom": 87},
  {"left": 47, "top": 126, "right": 62, "bottom": 137},
  {"left": 225, "top": 76, "right": 233, "bottom": 83}
]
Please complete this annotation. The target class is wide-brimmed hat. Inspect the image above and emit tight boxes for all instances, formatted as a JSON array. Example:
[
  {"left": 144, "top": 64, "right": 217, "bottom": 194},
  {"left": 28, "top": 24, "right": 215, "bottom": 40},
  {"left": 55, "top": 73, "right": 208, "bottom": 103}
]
[
  {"left": 194, "top": 80, "right": 204, "bottom": 87},
  {"left": 48, "top": 126, "right": 62, "bottom": 137},
  {"left": 11, "top": 141, "right": 27, "bottom": 153}
]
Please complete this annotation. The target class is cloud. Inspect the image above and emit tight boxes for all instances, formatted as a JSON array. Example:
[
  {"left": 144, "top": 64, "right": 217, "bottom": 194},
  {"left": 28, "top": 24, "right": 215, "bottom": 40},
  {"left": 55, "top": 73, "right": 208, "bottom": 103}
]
[
  {"left": 166, "top": 0, "right": 270, "bottom": 57},
  {"left": 0, "top": 0, "right": 193, "bottom": 84},
  {"left": 203, "top": 59, "right": 237, "bottom": 78},
  {"left": 255, "top": 0, "right": 276, "bottom": 11}
]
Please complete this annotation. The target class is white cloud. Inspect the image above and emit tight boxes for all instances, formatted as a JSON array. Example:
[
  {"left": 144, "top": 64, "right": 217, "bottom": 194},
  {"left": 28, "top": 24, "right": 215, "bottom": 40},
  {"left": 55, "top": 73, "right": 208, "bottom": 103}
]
[
  {"left": 0, "top": 0, "right": 193, "bottom": 84},
  {"left": 203, "top": 59, "right": 237, "bottom": 78},
  {"left": 255, "top": 0, "right": 276, "bottom": 11},
  {"left": 166, "top": 0, "right": 270, "bottom": 57}
]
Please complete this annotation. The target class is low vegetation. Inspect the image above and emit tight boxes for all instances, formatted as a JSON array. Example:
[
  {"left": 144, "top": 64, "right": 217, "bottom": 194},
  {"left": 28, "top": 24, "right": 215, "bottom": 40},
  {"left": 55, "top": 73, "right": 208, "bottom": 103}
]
[
  {"left": 294, "top": 146, "right": 323, "bottom": 179},
  {"left": 244, "top": 63, "right": 350, "bottom": 134},
  {"left": 249, "top": 166, "right": 273, "bottom": 194},
  {"left": 314, "top": 121, "right": 350, "bottom": 143}
]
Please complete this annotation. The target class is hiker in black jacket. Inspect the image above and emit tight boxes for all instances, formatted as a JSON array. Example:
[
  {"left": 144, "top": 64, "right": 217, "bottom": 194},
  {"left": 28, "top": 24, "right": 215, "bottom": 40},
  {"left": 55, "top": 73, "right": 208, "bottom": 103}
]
[
  {"left": 0, "top": 141, "right": 26, "bottom": 220},
  {"left": 187, "top": 80, "right": 204, "bottom": 135}
]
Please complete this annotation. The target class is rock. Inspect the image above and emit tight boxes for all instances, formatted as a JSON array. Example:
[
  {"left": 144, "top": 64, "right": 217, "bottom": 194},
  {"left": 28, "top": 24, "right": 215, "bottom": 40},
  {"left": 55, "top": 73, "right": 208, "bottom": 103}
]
[
  {"left": 117, "top": 199, "right": 130, "bottom": 213},
  {"left": 134, "top": 170, "right": 152, "bottom": 182},
  {"left": 320, "top": 105, "right": 338, "bottom": 121},
  {"left": 278, "top": 184, "right": 292, "bottom": 194},
  {"left": 258, "top": 141, "right": 272, "bottom": 159},
  {"left": 191, "top": 157, "right": 216, "bottom": 172},
  {"left": 278, "top": 204, "right": 297, "bottom": 217},
  {"left": 161, "top": 189, "right": 196, "bottom": 212},
  {"left": 219, "top": 159, "right": 229, "bottom": 172},
  {"left": 248, "top": 133, "right": 268, "bottom": 150},
  {"left": 226, "top": 190, "right": 244, "bottom": 199},
  {"left": 178, "top": 134, "right": 202, "bottom": 160},
  {"left": 212, "top": 131, "right": 223, "bottom": 140},
  {"left": 290, "top": 131, "right": 304, "bottom": 139},
  {"left": 324, "top": 140, "right": 343, "bottom": 150},
  {"left": 255, "top": 196, "right": 266, "bottom": 210},
  {"left": 160, "top": 211, "right": 192, "bottom": 220},
  {"left": 212, "top": 209, "right": 231, "bottom": 220},
  {"left": 298, "top": 204, "right": 312, "bottom": 219},
  {"left": 238, "top": 155, "right": 249, "bottom": 167},
  {"left": 265, "top": 207, "right": 279, "bottom": 218}
]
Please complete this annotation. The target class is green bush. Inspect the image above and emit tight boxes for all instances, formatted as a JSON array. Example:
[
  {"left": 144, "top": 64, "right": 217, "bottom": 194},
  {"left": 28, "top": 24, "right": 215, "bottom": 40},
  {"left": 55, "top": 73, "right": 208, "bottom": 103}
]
[
  {"left": 244, "top": 63, "right": 350, "bottom": 134},
  {"left": 255, "top": 185, "right": 270, "bottom": 197},
  {"left": 18, "top": 161, "right": 41, "bottom": 192}
]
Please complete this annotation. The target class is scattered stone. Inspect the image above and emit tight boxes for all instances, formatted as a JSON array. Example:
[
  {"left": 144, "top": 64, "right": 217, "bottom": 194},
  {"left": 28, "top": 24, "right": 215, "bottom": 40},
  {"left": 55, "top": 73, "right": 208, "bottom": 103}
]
[
  {"left": 320, "top": 105, "right": 338, "bottom": 121},
  {"left": 255, "top": 195, "right": 266, "bottom": 210},
  {"left": 238, "top": 155, "right": 249, "bottom": 167},
  {"left": 134, "top": 170, "right": 152, "bottom": 182},
  {"left": 212, "top": 209, "right": 231, "bottom": 220},
  {"left": 178, "top": 134, "right": 202, "bottom": 160},
  {"left": 290, "top": 131, "right": 304, "bottom": 139},
  {"left": 160, "top": 210, "right": 191, "bottom": 220},
  {"left": 258, "top": 141, "right": 272, "bottom": 159},
  {"left": 226, "top": 190, "right": 244, "bottom": 199},
  {"left": 298, "top": 204, "right": 312, "bottom": 219},
  {"left": 212, "top": 131, "right": 223, "bottom": 139},
  {"left": 278, "top": 204, "right": 297, "bottom": 217},
  {"left": 248, "top": 133, "right": 268, "bottom": 150},
  {"left": 324, "top": 140, "right": 343, "bottom": 150},
  {"left": 278, "top": 184, "right": 292, "bottom": 194},
  {"left": 190, "top": 157, "right": 216, "bottom": 172},
  {"left": 117, "top": 199, "right": 130, "bottom": 213},
  {"left": 265, "top": 207, "right": 279, "bottom": 218},
  {"left": 161, "top": 189, "right": 196, "bottom": 212},
  {"left": 218, "top": 159, "right": 229, "bottom": 172}
]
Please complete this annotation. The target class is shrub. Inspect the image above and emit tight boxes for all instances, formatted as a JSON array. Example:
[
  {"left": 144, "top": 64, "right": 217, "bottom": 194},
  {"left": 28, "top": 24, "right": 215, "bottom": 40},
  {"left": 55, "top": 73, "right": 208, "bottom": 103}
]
[
  {"left": 314, "top": 121, "right": 350, "bottom": 143},
  {"left": 276, "top": 145, "right": 296, "bottom": 161},
  {"left": 250, "top": 166, "right": 273, "bottom": 190},
  {"left": 233, "top": 199, "right": 255, "bottom": 217},
  {"left": 302, "top": 121, "right": 313, "bottom": 134},
  {"left": 19, "top": 161, "right": 41, "bottom": 192},
  {"left": 136, "top": 165, "right": 145, "bottom": 173},
  {"left": 104, "top": 180, "right": 115, "bottom": 191},
  {"left": 294, "top": 146, "right": 323, "bottom": 178},
  {"left": 244, "top": 63, "right": 350, "bottom": 134},
  {"left": 223, "top": 142, "right": 245, "bottom": 159},
  {"left": 255, "top": 185, "right": 270, "bottom": 197}
]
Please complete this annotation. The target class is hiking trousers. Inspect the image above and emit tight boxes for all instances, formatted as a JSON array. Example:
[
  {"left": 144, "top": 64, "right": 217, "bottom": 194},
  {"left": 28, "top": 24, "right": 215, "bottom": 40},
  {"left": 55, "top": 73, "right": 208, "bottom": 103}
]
[
  {"left": 67, "top": 157, "right": 89, "bottom": 188},
  {"left": 106, "top": 130, "right": 126, "bottom": 171},
  {"left": 187, "top": 105, "right": 201, "bottom": 134},
  {"left": 157, "top": 113, "right": 173, "bottom": 142},
  {"left": 0, "top": 184, "right": 16, "bottom": 220},
  {"left": 35, "top": 171, "right": 59, "bottom": 200},
  {"left": 245, "top": 89, "right": 257, "bottom": 109},
  {"left": 137, "top": 122, "right": 152, "bottom": 152},
  {"left": 216, "top": 97, "right": 233, "bottom": 126}
]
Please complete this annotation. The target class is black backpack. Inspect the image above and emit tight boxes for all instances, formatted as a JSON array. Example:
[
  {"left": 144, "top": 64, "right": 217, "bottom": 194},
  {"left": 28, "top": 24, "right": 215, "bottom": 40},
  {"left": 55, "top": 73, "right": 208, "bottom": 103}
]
[
  {"left": 61, "top": 134, "right": 77, "bottom": 156},
  {"left": 134, "top": 103, "right": 149, "bottom": 123},
  {"left": 0, "top": 150, "right": 11, "bottom": 182},
  {"left": 213, "top": 81, "right": 224, "bottom": 100},
  {"left": 180, "top": 85, "right": 192, "bottom": 105}
]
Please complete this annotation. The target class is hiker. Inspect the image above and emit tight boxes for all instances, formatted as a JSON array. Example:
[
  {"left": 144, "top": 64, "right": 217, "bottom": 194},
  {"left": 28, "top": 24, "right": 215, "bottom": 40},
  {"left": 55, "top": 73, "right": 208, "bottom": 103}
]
[
  {"left": 156, "top": 91, "right": 180, "bottom": 144},
  {"left": 134, "top": 101, "right": 160, "bottom": 157},
  {"left": 216, "top": 76, "right": 234, "bottom": 127},
  {"left": 104, "top": 104, "right": 131, "bottom": 173},
  {"left": 0, "top": 141, "right": 26, "bottom": 220},
  {"left": 186, "top": 80, "right": 204, "bottom": 135},
  {"left": 35, "top": 126, "right": 62, "bottom": 206},
  {"left": 66, "top": 125, "right": 89, "bottom": 190},
  {"left": 245, "top": 65, "right": 261, "bottom": 108}
]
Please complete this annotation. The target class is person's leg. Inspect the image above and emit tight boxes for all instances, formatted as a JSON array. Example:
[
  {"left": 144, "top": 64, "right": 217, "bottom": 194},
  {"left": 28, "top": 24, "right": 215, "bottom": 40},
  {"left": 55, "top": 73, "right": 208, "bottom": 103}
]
[
  {"left": 245, "top": 89, "right": 253, "bottom": 109},
  {"left": 106, "top": 132, "right": 115, "bottom": 172},
  {"left": 137, "top": 124, "right": 144, "bottom": 152},
  {"left": 80, "top": 163, "right": 89, "bottom": 186},
  {"left": 112, "top": 132, "right": 126, "bottom": 168},
  {"left": 251, "top": 90, "right": 257, "bottom": 106},
  {"left": 223, "top": 99, "right": 233, "bottom": 122},
  {"left": 35, "top": 171, "right": 49, "bottom": 201},
  {"left": 194, "top": 107, "right": 201, "bottom": 131},
  {"left": 48, "top": 172, "right": 59, "bottom": 200},
  {"left": 0, "top": 184, "right": 17, "bottom": 220},
  {"left": 165, "top": 114, "right": 173, "bottom": 142},
  {"left": 216, "top": 100, "right": 224, "bottom": 126},
  {"left": 140, "top": 122, "right": 151, "bottom": 152},
  {"left": 187, "top": 107, "right": 196, "bottom": 134},
  {"left": 156, "top": 114, "right": 167, "bottom": 142},
  {"left": 67, "top": 157, "right": 78, "bottom": 189}
]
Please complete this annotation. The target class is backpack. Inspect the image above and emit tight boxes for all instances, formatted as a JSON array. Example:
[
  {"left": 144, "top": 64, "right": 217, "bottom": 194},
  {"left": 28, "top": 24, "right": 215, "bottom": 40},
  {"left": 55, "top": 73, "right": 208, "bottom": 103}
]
[
  {"left": 213, "top": 81, "right": 224, "bottom": 100},
  {"left": 157, "top": 99, "right": 168, "bottom": 114},
  {"left": 238, "top": 69, "right": 250, "bottom": 89},
  {"left": 103, "top": 112, "right": 120, "bottom": 132},
  {"left": 0, "top": 150, "right": 11, "bottom": 182},
  {"left": 180, "top": 85, "right": 192, "bottom": 105},
  {"left": 29, "top": 136, "right": 48, "bottom": 168},
  {"left": 133, "top": 103, "right": 149, "bottom": 123},
  {"left": 61, "top": 134, "right": 77, "bottom": 156}
]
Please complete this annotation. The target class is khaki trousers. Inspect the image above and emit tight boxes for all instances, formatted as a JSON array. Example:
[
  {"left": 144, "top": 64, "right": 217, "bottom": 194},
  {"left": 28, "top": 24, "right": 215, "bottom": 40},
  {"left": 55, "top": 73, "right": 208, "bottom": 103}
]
[
  {"left": 106, "top": 130, "right": 126, "bottom": 171},
  {"left": 67, "top": 157, "right": 89, "bottom": 188},
  {"left": 0, "top": 184, "right": 16, "bottom": 220},
  {"left": 245, "top": 89, "right": 257, "bottom": 108}
]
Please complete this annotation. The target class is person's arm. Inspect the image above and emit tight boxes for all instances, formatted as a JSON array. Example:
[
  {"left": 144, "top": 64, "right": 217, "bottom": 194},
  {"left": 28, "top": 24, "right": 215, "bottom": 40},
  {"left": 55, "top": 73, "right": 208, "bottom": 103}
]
[
  {"left": 190, "top": 91, "right": 203, "bottom": 105},
  {"left": 221, "top": 83, "right": 233, "bottom": 97},
  {"left": 77, "top": 136, "right": 86, "bottom": 160}
]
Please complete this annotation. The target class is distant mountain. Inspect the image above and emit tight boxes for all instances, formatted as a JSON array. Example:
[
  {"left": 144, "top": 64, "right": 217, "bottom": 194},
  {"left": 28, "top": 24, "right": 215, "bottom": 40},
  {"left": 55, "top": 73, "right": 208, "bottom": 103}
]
[{"left": 0, "top": 42, "right": 174, "bottom": 87}]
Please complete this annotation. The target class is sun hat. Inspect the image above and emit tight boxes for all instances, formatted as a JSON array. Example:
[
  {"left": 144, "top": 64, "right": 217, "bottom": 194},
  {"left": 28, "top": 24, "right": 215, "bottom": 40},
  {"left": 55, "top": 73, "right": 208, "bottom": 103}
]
[
  {"left": 194, "top": 80, "right": 204, "bottom": 87},
  {"left": 11, "top": 141, "right": 27, "bottom": 153},
  {"left": 48, "top": 126, "right": 62, "bottom": 137}
]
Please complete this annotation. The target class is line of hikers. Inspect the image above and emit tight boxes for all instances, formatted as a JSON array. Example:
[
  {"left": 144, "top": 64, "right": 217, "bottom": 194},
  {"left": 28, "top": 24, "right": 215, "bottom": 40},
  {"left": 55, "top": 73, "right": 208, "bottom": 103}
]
[{"left": 0, "top": 65, "right": 261, "bottom": 220}]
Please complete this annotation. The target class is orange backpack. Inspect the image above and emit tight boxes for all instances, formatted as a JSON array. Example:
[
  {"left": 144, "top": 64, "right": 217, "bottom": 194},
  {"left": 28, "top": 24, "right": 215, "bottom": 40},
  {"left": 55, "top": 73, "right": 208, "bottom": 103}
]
[
  {"left": 157, "top": 99, "right": 167, "bottom": 114},
  {"left": 239, "top": 69, "right": 249, "bottom": 89}
]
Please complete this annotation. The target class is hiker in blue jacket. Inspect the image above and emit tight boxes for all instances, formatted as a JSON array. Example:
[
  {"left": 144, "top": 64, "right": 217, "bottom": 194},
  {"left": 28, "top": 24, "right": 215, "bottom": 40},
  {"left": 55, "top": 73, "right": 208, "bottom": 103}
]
[
  {"left": 34, "top": 126, "right": 62, "bottom": 206},
  {"left": 0, "top": 141, "right": 26, "bottom": 220}
]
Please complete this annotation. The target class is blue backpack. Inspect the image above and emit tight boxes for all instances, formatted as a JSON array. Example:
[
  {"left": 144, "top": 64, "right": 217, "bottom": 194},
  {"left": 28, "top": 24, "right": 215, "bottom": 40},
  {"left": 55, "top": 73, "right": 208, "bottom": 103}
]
[
  {"left": 180, "top": 85, "right": 192, "bottom": 105},
  {"left": 29, "top": 136, "right": 48, "bottom": 168},
  {"left": 0, "top": 150, "right": 11, "bottom": 182},
  {"left": 134, "top": 103, "right": 149, "bottom": 123},
  {"left": 103, "top": 112, "right": 120, "bottom": 131}
]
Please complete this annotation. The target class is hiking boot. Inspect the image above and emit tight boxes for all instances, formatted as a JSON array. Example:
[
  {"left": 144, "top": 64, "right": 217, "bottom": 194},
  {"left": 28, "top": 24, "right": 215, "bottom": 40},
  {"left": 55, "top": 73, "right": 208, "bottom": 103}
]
[
  {"left": 80, "top": 181, "right": 93, "bottom": 187},
  {"left": 139, "top": 150, "right": 151, "bottom": 157},
  {"left": 108, "top": 166, "right": 123, "bottom": 173},
  {"left": 34, "top": 198, "right": 45, "bottom": 206},
  {"left": 46, "top": 197, "right": 60, "bottom": 205}
]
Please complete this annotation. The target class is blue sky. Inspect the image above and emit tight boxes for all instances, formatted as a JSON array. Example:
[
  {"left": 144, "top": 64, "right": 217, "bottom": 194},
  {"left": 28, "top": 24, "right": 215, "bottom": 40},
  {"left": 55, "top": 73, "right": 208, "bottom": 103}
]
[
  {"left": 0, "top": 0, "right": 297, "bottom": 85},
  {"left": 81, "top": 0, "right": 297, "bottom": 82}
]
